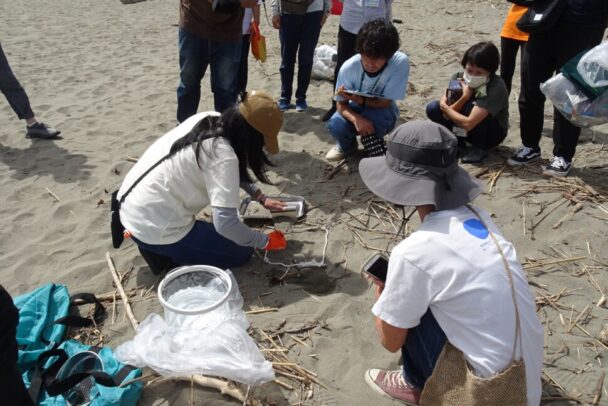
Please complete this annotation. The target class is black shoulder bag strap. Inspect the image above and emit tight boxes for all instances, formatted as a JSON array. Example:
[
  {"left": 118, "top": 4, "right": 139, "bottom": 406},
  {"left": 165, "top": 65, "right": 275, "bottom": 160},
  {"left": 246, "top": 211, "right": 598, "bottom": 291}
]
[
  {"left": 29, "top": 346, "right": 139, "bottom": 403},
  {"left": 116, "top": 151, "right": 174, "bottom": 211}
]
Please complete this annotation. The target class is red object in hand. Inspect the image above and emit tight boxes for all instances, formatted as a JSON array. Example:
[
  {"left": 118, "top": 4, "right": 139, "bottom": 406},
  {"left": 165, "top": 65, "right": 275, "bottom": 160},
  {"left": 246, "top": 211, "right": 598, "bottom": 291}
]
[{"left": 265, "top": 230, "right": 287, "bottom": 251}]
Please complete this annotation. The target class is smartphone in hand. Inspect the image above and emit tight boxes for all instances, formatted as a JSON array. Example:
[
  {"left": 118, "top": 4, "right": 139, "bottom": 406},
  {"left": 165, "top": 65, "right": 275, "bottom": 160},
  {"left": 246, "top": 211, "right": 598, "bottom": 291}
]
[{"left": 361, "top": 253, "right": 389, "bottom": 287}]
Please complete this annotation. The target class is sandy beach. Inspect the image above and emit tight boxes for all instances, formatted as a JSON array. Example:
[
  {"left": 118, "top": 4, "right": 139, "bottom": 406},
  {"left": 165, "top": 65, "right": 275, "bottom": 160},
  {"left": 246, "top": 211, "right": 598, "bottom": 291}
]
[{"left": 1, "top": 0, "right": 608, "bottom": 404}]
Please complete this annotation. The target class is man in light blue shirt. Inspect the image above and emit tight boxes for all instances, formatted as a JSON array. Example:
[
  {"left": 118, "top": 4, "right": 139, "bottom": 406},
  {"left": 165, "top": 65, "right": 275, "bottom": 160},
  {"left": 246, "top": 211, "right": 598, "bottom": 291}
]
[
  {"left": 325, "top": 19, "right": 409, "bottom": 161},
  {"left": 321, "top": 0, "right": 393, "bottom": 121}
]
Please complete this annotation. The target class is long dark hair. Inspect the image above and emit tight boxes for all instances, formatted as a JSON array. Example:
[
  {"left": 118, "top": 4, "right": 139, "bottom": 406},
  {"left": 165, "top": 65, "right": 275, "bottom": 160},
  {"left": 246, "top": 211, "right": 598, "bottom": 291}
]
[{"left": 170, "top": 107, "right": 274, "bottom": 184}]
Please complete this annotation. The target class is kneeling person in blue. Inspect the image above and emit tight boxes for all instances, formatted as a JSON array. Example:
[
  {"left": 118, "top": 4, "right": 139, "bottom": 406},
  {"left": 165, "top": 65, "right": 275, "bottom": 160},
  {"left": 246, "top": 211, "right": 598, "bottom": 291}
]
[
  {"left": 325, "top": 19, "right": 409, "bottom": 161},
  {"left": 426, "top": 42, "right": 509, "bottom": 164}
]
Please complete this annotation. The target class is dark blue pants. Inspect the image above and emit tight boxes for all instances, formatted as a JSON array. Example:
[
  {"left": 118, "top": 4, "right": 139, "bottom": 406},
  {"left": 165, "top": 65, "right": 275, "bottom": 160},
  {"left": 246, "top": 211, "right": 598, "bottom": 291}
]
[
  {"left": 426, "top": 100, "right": 506, "bottom": 150},
  {"left": 0, "top": 43, "right": 35, "bottom": 121},
  {"left": 237, "top": 34, "right": 251, "bottom": 95},
  {"left": 177, "top": 28, "right": 242, "bottom": 122},
  {"left": 279, "top": 11, "right": 323, "bottom": 101},
  {"left": 401, "top": 308, "right": 447, "bottom": 390},
  {"left": 133, "top": 220, "right": 254, "bottom": 274},
  {"left": 326, "top": 103, "right": 397, "bottom": 153}
]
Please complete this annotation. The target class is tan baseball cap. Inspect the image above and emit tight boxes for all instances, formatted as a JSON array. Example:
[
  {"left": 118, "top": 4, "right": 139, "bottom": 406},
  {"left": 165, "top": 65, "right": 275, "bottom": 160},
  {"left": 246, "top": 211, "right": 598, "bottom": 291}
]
[{"left": 238, "top": 90, "right": 283, "bottom": 154}]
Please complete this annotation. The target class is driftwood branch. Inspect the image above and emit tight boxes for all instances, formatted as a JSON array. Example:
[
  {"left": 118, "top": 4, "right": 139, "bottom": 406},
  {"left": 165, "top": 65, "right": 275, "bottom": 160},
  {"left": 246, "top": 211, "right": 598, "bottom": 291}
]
[{"left": 105, "top": 252, "right": 139, "bottom": 331}]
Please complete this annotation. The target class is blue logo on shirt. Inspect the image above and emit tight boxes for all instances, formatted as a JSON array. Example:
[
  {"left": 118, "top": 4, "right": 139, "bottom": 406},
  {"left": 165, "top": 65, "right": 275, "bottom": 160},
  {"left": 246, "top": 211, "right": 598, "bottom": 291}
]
[{"left": 463, "top": 219, "right": 489, "bottom": 239}]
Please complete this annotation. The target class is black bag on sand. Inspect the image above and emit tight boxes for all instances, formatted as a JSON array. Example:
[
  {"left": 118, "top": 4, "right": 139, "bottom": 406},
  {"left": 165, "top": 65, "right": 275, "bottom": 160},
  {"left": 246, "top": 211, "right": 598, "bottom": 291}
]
[
  {"left": 516, "top": 0, "right": 566, "bottom": 34},
  {"left": 110, "top": 191, "right": 124, "bottom": 249}
]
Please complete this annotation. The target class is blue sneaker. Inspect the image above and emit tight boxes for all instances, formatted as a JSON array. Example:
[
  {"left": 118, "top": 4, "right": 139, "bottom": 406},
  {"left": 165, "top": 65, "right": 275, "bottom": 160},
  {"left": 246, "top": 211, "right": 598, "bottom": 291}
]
[
  {"left": 278, "top": 98, "right": 290, "bottom": 111},
  {"left": 295, "top": 98, "right": 308, "bottom": 112}
]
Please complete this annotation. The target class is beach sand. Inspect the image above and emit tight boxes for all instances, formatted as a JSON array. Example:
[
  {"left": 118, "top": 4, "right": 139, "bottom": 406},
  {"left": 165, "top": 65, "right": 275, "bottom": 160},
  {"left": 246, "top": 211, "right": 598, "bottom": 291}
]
[{"left": 1, "top": 0, "right": 607, "bottom": 404}]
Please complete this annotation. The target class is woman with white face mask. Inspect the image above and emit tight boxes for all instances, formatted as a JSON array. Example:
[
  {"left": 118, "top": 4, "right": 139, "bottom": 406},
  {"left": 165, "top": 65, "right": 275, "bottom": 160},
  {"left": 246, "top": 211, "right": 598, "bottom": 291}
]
[{"left": 425, "top": 42, "right": 509, "bottom": 164}]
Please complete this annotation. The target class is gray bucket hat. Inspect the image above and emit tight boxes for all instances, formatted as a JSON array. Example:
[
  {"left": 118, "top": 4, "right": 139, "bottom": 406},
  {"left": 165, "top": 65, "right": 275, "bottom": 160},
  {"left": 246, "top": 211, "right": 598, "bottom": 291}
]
[{"left": 359, "top": 121, "right": 482, "bottom": 210}]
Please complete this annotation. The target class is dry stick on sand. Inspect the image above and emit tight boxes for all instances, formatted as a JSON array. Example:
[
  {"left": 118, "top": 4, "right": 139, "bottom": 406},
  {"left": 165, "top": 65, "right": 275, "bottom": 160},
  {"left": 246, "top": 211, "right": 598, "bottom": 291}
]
[
  {"left": 592, "top": 371, "right": 606, "bottom": 406},
  {"left": 46, "top": 187, "right": 78, "bottom": 219},
  {"left": 524, "top": 256, "right": 587, "bottom": 270},
  {"left": 326, "top": 159, "right": 348, "bottom": 180},
  {"left": 105, "top": 252, "right": 139, "bottom": 331},
  {"left": 552, "top": 202, "right": 583, "bottom": 229},
  {"left": 529, "top": 198, "right": 569, "bottom": 237}
]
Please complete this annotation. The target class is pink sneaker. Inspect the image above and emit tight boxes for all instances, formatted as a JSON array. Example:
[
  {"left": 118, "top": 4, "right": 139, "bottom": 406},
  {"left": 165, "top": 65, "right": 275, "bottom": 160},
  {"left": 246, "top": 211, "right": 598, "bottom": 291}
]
[{"left": 364, "top": 368, "right": 421, "bottom": 405}]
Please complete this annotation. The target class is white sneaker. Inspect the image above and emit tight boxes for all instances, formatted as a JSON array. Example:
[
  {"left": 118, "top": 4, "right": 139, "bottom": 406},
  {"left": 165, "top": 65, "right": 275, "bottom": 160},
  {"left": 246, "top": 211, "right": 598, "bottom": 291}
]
[{"left": 325, "top": 146, "right": 347, "bottom": 161}]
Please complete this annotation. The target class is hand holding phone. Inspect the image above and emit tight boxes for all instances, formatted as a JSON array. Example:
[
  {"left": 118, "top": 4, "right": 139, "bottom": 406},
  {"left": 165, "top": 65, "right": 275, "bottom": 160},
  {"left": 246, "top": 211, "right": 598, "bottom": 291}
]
[{"left": 361, "top": 253, "right": 388, "bottom": 287}]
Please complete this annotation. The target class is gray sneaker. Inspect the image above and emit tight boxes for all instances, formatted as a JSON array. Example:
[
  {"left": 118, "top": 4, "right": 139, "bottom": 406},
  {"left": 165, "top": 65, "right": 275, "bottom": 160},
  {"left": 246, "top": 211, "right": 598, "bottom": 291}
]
[{"left": 26, "top": 122, "right": 61, "bottom": 139}]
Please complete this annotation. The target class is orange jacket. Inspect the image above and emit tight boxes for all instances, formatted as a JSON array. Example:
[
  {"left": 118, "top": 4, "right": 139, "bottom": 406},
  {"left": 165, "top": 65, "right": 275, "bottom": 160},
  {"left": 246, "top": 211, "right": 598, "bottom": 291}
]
[{"left": 500, "top": 4, "right": 530, "bottom": 42}]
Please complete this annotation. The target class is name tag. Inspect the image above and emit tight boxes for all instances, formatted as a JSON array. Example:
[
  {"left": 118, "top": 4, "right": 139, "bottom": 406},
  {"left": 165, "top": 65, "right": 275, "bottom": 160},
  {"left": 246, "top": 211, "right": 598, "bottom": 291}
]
[{"left": 365, "top": 0, "right": 379, "bottom": 8}]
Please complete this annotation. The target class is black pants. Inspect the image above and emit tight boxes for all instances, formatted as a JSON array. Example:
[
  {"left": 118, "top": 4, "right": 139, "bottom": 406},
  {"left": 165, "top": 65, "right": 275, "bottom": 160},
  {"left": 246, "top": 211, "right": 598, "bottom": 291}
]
[
  {"left": 330, "top": 26, "right": 358, "bottom": 105},
  {"left": 237, "top": 34, "right": 251, "bottom": 95},
  {"left": 518, "top": 23, "right": 605, "bottom": 161},
  {"left": 0, "top": 43, "right": 35, "bottom": 121},
  {"left": 500, "top": 37, "right": 526, "bottom": 95},
  {"left": 0, "top": 286, "right": 34, "bottom": 406}
]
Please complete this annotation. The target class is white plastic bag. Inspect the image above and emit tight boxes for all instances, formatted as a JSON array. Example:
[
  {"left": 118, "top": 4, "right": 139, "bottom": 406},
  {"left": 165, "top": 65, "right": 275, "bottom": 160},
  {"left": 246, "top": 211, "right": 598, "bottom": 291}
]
[
  {"left": 115, "top": 270, "right": 274, "bottom": 386},
  {"left": 312, "top": 44, "right": 337, "bottom": 81},
  {"left": 540, "top": 73, "right": 608, "bottom": 128},
  {"left": 577, "top": 41, "right": 608, "bottom": 89}
]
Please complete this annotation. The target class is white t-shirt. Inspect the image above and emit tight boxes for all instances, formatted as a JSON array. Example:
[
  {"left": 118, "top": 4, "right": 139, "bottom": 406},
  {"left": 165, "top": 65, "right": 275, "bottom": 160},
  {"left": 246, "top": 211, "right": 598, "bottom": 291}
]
[
  {"left": 340, "top": 0, "right": 392, "bottom": 34},
  {"left": 118, "top": 112, "right": 241, "bottom": 245},
  {"left": 372, "top": 206, "right": 543, "bottom": 406}
]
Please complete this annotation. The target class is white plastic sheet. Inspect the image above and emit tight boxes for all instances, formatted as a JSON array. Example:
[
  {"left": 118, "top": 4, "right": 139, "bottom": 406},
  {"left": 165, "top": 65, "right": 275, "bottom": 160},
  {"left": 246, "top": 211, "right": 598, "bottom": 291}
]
[
  {"left": 115, "top": 270, "right": 274, "bottom": 386},
  {"left": 540, "top": 73, "right": 608, "bottom": 128},
  {"left": 577, "top": 41, "right": 608, "bottom": 89},
  {"left": 312, "top": 44, "right": 337, "bottom": 81}
]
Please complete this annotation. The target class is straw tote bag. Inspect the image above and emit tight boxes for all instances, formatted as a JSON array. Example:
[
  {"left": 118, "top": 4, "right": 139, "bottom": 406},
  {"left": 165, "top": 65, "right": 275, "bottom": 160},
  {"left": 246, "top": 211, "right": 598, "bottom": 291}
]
[{"left": 419, "top": 206, "right": 527, "bottom": 406}]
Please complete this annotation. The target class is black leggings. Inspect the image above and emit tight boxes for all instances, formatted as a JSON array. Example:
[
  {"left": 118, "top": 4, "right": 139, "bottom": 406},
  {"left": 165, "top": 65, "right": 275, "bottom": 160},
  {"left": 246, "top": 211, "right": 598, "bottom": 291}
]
[{"left": 500, "top": 37, "right": 526, "bottom": 95}]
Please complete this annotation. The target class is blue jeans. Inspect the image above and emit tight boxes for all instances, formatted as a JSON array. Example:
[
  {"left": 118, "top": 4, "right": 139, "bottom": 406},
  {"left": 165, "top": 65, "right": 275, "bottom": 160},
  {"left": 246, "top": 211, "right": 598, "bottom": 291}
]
[
  {"left": 0, "top": 43, "right": 34, "bottom": 120},
  {"left": 177, "top": 28, "right": 242, "bottom": 122},
  {"left": 279, "top": 11, "right": 323, "bottom": 101},
  {"left": 133, "top": 220, "right": 254, "bottom": 274},
  {"left": 326, "top": 103, "right": 397, "bottom": 153},
  {"left": 426, "top": 100, "right": 506, "bottom": 150},
  {"left": 401, "top": 308, "right": 447, "bottom": 390}
]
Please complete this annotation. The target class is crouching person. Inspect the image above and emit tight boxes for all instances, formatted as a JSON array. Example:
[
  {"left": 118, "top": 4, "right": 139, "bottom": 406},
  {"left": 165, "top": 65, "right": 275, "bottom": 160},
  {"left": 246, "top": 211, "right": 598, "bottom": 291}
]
[
  {"left": 426, "top": 42, "right": 509, "bottom": 164},
  {"left": 359, "top": 121, "right": 543, "bottom": 405},
  {"left": 117, "top": 91, "right": 287, "bottom": 274},
  {"left": 325, "top": 19, "right": 409, "bottom": 161}
]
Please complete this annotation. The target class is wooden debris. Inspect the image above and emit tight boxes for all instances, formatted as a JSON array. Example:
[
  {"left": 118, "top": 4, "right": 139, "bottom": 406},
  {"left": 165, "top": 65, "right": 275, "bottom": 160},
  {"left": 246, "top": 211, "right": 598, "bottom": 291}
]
[
  {"left": 591, "top": 371, "right": 606, "bottom": 406},
  {"left": 552, "top": 202, "right": 583, "bottom": 229},
  {"left": 106, "top": 252, "right": 139, "bottom": 332},
  {"left": 325, "top": 159, "right": 348, "bottom": 180},
  {"left": 245, "top": 307, "right": 279, "bottom": 315}
]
